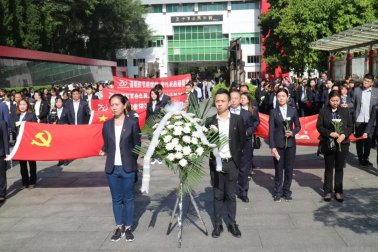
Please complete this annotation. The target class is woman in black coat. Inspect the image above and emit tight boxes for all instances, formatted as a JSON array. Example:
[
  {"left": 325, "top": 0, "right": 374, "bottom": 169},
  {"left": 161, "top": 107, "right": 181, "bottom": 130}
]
[
  {"left": 269, "top": 88, "right": 301, "bottom": 202},
  {"left": 316, "top": 90, "right": 353, "bottom": 202},
  {"left": 15, "top": 99, "right": 38, "bottom": 189},
  {"left": 146, "top": 89, "right": 162, "bottom": 122}
]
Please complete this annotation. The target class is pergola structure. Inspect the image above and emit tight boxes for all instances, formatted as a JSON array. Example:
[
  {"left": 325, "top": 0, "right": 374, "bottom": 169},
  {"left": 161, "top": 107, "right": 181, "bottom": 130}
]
[{"left": 310, "top": 20, "right": 378, "bottom": 80}]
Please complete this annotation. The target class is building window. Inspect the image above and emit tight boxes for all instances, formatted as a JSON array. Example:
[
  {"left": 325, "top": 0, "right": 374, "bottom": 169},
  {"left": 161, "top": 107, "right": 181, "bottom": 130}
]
[
  {"left": 198, "top": 2, "right": 227, "bottom": 12},
  {"left": 166, "top": 3, "right": 194, "bottom": 13},
  {"left": 247, "top": 55, "right": 260, "bottom": 64},
  {"left": 248, "top": 72, "right": 260, "bottom": 79},
  {"left": 148, "top": 5, "right": 162, "bottom": 13},
  {"left": 231, "top": 33, "right": 260, "bottom": 44},
  {"left": 133, "top": 58, "right": 145, "bottom": 66},
  {"left": 116, "top": 59, "right": 127, "bottom": 67},
  {"left": 231, "top": 1, "right": 259, "bottom": 10},
  {"left": 148, "top": 36, "right": 164, "bottom": 47}
]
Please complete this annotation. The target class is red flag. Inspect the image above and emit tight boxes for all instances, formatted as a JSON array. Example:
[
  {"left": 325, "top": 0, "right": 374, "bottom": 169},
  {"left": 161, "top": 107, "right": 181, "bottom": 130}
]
[{"left": 9, "top": 122, "right": 103, "bottom": 161}]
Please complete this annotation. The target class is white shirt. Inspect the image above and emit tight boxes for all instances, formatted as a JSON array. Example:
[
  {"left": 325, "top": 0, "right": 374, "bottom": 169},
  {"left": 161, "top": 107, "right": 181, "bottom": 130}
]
[
  {"left": 273, "top": 95, "right": 277, "bottom": 109},
  {"left": 114, "top": 124, "right": 123, "bottom": 165},
  {"left": 73, "top": 100, "right": 80, "bottom": 125},
  {"left": 356, "top": 88, "right": 372, "bottom": 123},
  {"left": 57, "top": 108, "right": 63, "bottom": 119},
  {"left": 217, "top": 112, "right": 231, "bottom": 159},
  {"left": 34, "top": 100, "right": 41, "bottom": 117},
  {"left": 152, "top": 100, "right": 157, "bottom": 112},
  {"left": 4, "top": 101, "right": 10, "bottom": 113},
  {"left": 50, "top": 96, "right": 56, "bottom": 109},
  {"left": 279, "top": 105, "right": 288, "bottom": 119},
  {"left": 230, "top": 106, "right": 241, "bottom": 115}
]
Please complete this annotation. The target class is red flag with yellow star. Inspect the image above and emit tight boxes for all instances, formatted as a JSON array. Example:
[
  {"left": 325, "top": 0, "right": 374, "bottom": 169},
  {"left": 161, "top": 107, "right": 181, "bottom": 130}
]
[{"left": 8, "top": 122, "right": 104, "bottom": 161}]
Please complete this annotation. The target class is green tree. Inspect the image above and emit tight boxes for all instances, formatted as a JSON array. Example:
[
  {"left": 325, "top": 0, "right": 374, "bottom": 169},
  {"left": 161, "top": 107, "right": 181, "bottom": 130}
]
[
  {"left": 260, "top": 0, "right": 378, "bottom": 76},
  {"left": 0, "top": 0, "right": 150, "bottom": 60}
]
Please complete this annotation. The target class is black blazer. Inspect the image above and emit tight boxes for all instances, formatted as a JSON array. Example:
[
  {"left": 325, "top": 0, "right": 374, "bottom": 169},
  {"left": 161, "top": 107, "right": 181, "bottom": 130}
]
[
  {"left": 207, "top": 113, "right": 246, "bottom": 169},
  {"left": 232, "top": 108, "right": 255, "bottom": 140},
  {"left": 269, "top": 106, "right": 301, "bottom": 148},
  {"left": 83, "top": 94, "right": 99, "bottom": 101},
  {"left": 102, "top": 116, "right": 141, "bottom": 173},
  {"left": 64, "top": 99, "right": 90, "bottom": 125},
  {"left": 160, "top": 94, "right": 170, "bottom": 107},
  {"left": 0, "top": 120, "right": 9, "bottom": 157},
  {"left": 146, "top": 101, "right": 162, "bottom": 121},
  {"left": 32, "top": 100, "right": 49, "bottom": 123},
  {"left": 48, "top": 107, "right": 68, "bottom": 124},
  {"left": 364, "top": 104, "right": 378, "bottom": 136},
  {"left": 316, "top": 106, "right": 353, "bottom": 144}
]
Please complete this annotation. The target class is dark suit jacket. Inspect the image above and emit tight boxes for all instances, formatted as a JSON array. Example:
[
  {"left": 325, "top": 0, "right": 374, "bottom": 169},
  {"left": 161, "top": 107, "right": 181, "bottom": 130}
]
[
  {"left": 352, "top": 86, "right": 378, "bottom": 121},
  {"left": 365, "top": 104, "right": 378, "bottom": 136},
  {"left": 102, "top": 116, "right": 141, "bottom": 173},
  {"left": 15, "top": 112, "right": 38, "bottom": 136},
  {"left": 160, "top": 94, "right": 170, "bottom": 107},
  {"left": 48, "top": 108, "right": 68, "bottom": 124},
  {"left": 83, "top": 94, "right": 99, "bottom": 101},
  {"left": 269, "top": 106, "right": 301, "bottom": 148},
  {"left": 231, "top": 107, "right": 254, "bottom": 140},
  {"left": 64, "top": 99, "right": 90, "bottom": 125},
  {"left": 0, "top": 120, "right": 9, "bottom": 157},
  {"left": 316, "top": 106, "right": 353, "bottom": 144},
  {"left": 32, "top": 100, "right": 49, "bottom": 123},
  {"left": 207, "top": 113, "right": 246, "bottom": 169},
  {"left": 0, "top": 102, "right": 10, "bottom": 128},
  {"left": 146, "top": 101, "right": 162, "bottom": 121}
]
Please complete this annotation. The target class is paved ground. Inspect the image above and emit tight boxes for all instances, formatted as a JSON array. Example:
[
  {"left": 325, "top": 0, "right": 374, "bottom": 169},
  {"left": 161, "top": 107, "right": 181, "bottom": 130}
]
[{"left": 1, "top": 123, "right": 378, "bottom": 251}]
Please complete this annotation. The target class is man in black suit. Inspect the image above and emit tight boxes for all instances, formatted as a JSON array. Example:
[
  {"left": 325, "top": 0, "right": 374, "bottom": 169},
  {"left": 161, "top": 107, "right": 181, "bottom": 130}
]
[
  {"left": 154, "top": 84, "right": 170, "bottom": 107},
  {"left": 0, "top": 119, "right": 9, "bottom": 203},
  {"left": 229, "top": 90, "right": 254, "bottom": 203},
  {"left": 185, "top": 83, "right": 199, "bottom": 114},
  {"left": 64, "top": 88, "right": 90, "bottom": 125},
  {"left": 32, "top": 91, "right": 50, "bottom": 123},
  {"left": 352, "top": 73, "right": 378, "bottom": 166},
  {"left": 206, "top": 89, "right": 246, "bottom": 238}
]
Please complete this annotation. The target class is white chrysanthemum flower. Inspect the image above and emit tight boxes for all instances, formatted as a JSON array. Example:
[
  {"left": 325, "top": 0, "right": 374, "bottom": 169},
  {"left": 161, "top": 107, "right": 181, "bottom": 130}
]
[
  {"left": 175, "top": 152, "right": 183, "bottom": 159},
  {"left": 192, "top": 131, "right": 200, "bottom": 138},
  {"left": 183, "top": 127, "right": 191, "bottom": 134},
  {"left": 174, "top": 121, "right": 184, "bottom": 126},
  {"left": 183, "top": 135, "right": 191, "bottom": 143},
  {"left": 191, "top": 137, "right": 198, "bottom": 145},
  {"left": 173, "top": 129, "right": 182, "bottom": 136},
  {"left": 210, "top": 125, "right": 218, "bottom": 133},
  {"left": 184, "top": 122, "right": 192, "bottom": 127},
  {"left": 174, "top": 115, "right": 182, "bottom": 119},
  {"left": 171, "top": 138, "right": 179, "bottom": 145},
  {"left": 187, "top": 113, "right": 195, "bottom": 117},
  {"left": 179, "top": 159, "right": 188, "bottom": 167},
  {"left": 161, "top": 130, "right": 168, "bottom": 135},
  {"left": 175, "top": 144, "right": 183, "bottom": 152},
  {"left": 285, "top": 117, "right": 291, "bottom": 121},
  {"left": 332, "top": 118, "right": 342, "bottom": 123},
  {"left": 152, "top": 123, "right": 159, "bottom": 129},
  {"left": 167, "top": 153, "right": 176, "bottom": 161},
  {"left": 201, "top": 126, "right": 208, "bottom": 133},
  {"left": 150, "top": 139, "right": 159, "bottom": 146},
  {"left": 194, "top": 118, "right": 201, "bottom": 122},
  {"left": 163, "top": 135, "right": 173, "bottom": 143},
  {"left": 166, "top": 143, "right": 175, "bottom": 151},
  {"left": 167, "top": 125, "right": 174, "bottom": 129},
  {"left": 195, "top": 147, "right": 204, "bottom": 156},
  {"left": 182, "top": 146, "right": 191, "bottom": 156}
]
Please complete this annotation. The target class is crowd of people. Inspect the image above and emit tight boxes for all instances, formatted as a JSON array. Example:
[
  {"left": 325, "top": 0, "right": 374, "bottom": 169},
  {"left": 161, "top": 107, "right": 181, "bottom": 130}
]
[{"left": 0, "top": 72, "right": 377, "bottom": 242}]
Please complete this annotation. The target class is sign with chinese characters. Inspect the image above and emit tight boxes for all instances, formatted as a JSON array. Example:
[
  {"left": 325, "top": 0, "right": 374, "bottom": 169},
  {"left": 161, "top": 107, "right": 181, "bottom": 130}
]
[
  {"left": 113, "top": 74, "right": 191, "bottom": 89},
  {"left": 171, "top": 15, "right": 223, "bottom": 23}
]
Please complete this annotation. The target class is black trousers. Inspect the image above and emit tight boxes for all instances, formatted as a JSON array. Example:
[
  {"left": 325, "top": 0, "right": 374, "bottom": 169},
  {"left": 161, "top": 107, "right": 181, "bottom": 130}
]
[
  {"left": 323, "top": 144, "right": 348, "bottom": 194},
  {"left": 210, "top": 160, "right": 238, "bottom": 225},
  {"left": 355, "top": 122, "right": 371, "bottom": 161},
  {"left": 19, "top": 161, "right": 37, "bottom": 186},
  {"left": 0, "top": 159, "right": 7, "bottom": 197},
  {"left": 273, "top": 146, "right": 296, "bottom": 197},
  {"left": 238, "top": 139, "right": 252, "bottom": 197}
]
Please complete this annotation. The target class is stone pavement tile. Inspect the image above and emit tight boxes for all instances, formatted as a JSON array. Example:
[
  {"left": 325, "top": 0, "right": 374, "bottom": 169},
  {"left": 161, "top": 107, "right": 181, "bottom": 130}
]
[
  {"left": 78, "top": 216, "right": 115, "bottom": 231},
  {"left": 0, "top": 204, "right": 65, "bottom": 218},
  {"left": 250, "top": 199, "right": 318, "bottom": 214},
  {"left": 237, "top": 213, "right": 294, "bottom": 229},
  {"left": 259, "top": 227, "right": 347, "bottom": 250},
  {"left": 306, "top": 247, "right": 378, "bottom": 252},
  {"left": 22, "top": 231, "right": 107, "bottom": 251},
  {"left": 0, "top": 216, "right": 22, "bottom": 229},
  {"left": 53, "top": 203, "right": 112, "bottom": 218},
  {"left": 0, "top": 231, "right": 39, "bottom": 251},
  {"left": 44, "top": 192, "right": 111, "bottom": 205},
  {"left": 10, "top": 216, "right": 84, "bottom": 231},
  {"left": 334, "top": 227, "right": 378, "bottom": 247}
]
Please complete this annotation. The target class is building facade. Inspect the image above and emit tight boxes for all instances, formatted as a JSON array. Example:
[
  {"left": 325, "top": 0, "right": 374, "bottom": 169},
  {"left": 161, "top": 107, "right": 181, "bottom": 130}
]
[{"left": 117, "top": 0, "right": 263, "bottom": 83}]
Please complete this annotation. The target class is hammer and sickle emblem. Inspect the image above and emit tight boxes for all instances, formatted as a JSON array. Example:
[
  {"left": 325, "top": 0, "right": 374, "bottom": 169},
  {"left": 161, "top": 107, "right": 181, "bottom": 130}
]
[{"left": 31, "top": 130, "right": 52, "bottom": 147}]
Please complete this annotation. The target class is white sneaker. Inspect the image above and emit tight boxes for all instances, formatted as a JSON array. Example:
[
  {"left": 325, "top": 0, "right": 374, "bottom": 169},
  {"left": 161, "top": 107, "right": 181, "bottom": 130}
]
[
  {"left": 157, "top": 158, "right": 163, "bottom": 165},
  {"left": 150, "top": 159, "right": 157, "bottom": 165}
]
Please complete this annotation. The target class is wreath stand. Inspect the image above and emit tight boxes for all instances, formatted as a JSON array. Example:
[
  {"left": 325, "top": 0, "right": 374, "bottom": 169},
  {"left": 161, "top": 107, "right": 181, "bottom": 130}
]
[{"left": 166, "top": 171, "right": 208, "bottom": 248}]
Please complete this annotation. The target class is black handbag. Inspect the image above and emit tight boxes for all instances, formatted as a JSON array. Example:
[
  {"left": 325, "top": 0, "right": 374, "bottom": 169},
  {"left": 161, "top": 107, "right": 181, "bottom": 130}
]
[
  {"left": 318, "top": 136, "right": 336, "bottom": 155},
  {"left": 252, "top": 134, "right": 261, "bottom": 149}
]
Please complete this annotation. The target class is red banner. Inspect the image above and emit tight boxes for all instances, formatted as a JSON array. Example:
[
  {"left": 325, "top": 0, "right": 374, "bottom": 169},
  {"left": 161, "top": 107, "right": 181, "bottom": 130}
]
[
  {"left": 9, "top": 122, "right": 103, "bottom": 161},
  {"left": 113, "top": 74, "right": 191, "bottom": 89},
  {"left": 255, "top": 113, "right": 363, "bottom": 146}
]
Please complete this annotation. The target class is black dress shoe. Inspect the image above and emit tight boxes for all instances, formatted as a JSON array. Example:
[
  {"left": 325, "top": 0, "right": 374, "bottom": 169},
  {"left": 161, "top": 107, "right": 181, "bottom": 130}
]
[
  {"left": 0, "top": 197, "right": 5, "bottom": 203},
  {"left": 365, "top": 160, "right": 373, "bottom": 166},
  {"left": 227, "top": 224, "right": 241, "bottom": 238},
  {"left": 211, "top": 224, "right": 223, "bottom": 238},
  {"left": 238, "top": 195, "right": 249, "bottom": 203},
  {"left": 334, "top": 193, "right": 344, "bottom": 202},
  {"left": 57, "top": 161, "right": 64, "bottom": 166}
]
